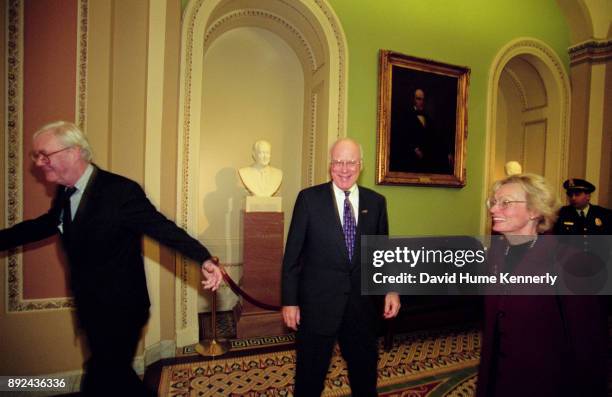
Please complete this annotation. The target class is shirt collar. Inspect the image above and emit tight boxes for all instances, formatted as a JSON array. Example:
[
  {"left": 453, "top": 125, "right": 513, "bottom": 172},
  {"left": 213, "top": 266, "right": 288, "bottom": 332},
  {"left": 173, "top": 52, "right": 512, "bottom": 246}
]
[
  {"left": 576, "top": 204, "right": 590, "bottom": 215},
  {"left": 332, "top": 182, "right": 358, "bottom": 196},
  {"left": 73, "top": 164, "right": 94, "bottom": 192}
]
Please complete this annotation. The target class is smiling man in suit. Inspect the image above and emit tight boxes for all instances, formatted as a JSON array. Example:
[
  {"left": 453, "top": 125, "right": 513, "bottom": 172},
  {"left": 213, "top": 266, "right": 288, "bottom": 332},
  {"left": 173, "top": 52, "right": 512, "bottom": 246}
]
[
  {"left": 0, "top": 121, "right": 222, "bottom": 396},
  {"left": 282, "top": 137, "right": 400, "bottom": 396}
]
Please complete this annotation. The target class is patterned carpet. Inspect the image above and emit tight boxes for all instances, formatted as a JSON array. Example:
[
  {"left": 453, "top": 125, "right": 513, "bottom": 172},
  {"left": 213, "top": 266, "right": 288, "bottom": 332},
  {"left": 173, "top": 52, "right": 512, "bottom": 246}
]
[{"left": 159, "top": 325, "right": 480, "bottom": 396}]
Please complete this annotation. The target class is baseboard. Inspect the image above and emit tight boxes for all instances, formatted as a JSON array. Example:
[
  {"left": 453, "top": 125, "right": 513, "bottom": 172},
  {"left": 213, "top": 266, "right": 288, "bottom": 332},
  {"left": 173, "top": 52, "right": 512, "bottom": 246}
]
[
  {"left": 141, "top": 339, "right": 177, "bottom": 369},
  {"left": 175, "top": 325, "right": 199, "bottom": 348},
  {"left": 12, "top": 341, "right": 177, "bottom": 395}
]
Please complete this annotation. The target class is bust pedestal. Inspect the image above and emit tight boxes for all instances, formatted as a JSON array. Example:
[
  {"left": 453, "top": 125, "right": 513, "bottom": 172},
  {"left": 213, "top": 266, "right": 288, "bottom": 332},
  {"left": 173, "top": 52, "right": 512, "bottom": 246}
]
[
  {"left": 245, "top": 196, "right": 282, "bottom": 212},
  {"left": 235, "top": 198, "right": 287, "bottom": 338}
]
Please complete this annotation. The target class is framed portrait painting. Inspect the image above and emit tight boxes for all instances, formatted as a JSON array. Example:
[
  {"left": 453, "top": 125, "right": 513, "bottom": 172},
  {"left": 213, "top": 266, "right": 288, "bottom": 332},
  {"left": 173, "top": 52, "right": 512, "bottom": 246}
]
[{"left": 376, "top": 50, "right": 470, "bottom": 187}]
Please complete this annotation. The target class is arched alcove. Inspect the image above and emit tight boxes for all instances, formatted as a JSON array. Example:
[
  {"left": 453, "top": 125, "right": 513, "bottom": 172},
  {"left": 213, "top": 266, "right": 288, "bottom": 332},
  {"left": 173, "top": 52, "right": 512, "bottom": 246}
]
[
  {"left": 196, "top": 26, "right": 305, "bottom": 313},
  {"left": 482, "top": 38, "right": 571, "bottom": 233},
  {"left": 175, "top": 0, "right": 348, "bottom": 347}
]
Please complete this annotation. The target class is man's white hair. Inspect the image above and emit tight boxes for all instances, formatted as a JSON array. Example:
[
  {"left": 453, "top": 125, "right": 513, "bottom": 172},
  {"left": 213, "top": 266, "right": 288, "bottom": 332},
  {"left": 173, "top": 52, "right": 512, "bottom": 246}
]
[{"left": 34, "top": 121, "right": 93, "bottom": 162}]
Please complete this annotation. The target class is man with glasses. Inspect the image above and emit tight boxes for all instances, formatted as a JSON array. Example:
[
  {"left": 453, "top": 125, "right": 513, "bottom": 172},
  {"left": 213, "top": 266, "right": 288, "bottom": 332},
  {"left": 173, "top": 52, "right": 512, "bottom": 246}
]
[
  {"left": 0, "top": 121, "right": 222, "bottom": 396},
  {"left": 554, "top": 178, "right": 611, "bottom": 236},
  {"left": 281, "top": 137, "right": 400, "bottom": 396}
]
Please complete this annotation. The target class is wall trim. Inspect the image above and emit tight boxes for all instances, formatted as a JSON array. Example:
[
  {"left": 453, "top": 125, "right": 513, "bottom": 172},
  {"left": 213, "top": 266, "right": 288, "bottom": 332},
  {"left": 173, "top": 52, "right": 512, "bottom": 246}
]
[
  {"left": 481, "top": 37, "right": 571, "bottom": 234},
  {"left": 568, "top": 39, "right": 612, "bottom": 66},
  {"left": 5, "top": 0, "right": 88, "bottom": 313},
  {"left": 76, "top": 0, "right": 89, "bottom": 130},
  {"left": 204, "top": 9, "right": 318, "bottom": 71},
  {"left": 143, "top": 339, "right": 177, "bottom": 367},
  {"left": 175, "top": 0, "right": 347, "bottom": 347}
]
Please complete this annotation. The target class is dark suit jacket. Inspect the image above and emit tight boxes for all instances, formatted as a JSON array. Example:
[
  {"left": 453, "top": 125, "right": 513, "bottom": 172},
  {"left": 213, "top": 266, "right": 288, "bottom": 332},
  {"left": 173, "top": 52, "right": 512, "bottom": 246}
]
[
  {"left": 0, "top": 166, "right": 211, "bottom": 313},
  {"left": 554, "top": 204, "right": 611, "bottom": 235},
  {"left": 281, "top": 182, "right": 388, "bottom": 335},
  {"left": 390, "top": 108, "right": 452, "bottom": 174}
]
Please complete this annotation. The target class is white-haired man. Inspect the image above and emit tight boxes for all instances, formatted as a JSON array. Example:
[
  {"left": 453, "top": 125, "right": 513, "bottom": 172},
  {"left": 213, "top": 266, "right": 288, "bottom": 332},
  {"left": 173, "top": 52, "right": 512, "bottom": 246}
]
[
  {"left": 0, "top": 121, "right": 222, "bottom": 396},
  {"left": 282, "top": 138, "right": 400, "bottom": 396}
]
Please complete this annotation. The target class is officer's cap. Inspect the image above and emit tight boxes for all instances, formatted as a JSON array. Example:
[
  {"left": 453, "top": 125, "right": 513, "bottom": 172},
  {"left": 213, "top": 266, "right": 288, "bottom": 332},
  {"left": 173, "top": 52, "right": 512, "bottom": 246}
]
[{"left": 563, "top": 178, "right": 595, "bottom": 194}]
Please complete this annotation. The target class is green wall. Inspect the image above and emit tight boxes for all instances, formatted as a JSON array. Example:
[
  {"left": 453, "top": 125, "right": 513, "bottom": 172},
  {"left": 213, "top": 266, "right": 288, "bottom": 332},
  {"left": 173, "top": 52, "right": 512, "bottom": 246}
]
[{"left": 328, "top": 0, "right": 571, "bottom": 236}]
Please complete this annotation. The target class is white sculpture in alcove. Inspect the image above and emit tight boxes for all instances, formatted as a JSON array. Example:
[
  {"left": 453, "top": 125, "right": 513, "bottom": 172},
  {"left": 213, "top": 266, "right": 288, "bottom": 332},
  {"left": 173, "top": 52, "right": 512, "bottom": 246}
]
[
  {"left": 504, "top": 161, "right": 523, "bottom": 176},
  {"left": 239, "top": 140, "right": 283, "bottom": 197}
]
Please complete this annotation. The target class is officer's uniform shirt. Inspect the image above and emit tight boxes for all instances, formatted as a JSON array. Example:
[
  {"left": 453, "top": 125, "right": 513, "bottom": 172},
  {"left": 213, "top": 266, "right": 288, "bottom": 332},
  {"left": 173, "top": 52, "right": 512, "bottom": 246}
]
[{"left": 555, "top": 204, "right": 611, "bottom": 236}]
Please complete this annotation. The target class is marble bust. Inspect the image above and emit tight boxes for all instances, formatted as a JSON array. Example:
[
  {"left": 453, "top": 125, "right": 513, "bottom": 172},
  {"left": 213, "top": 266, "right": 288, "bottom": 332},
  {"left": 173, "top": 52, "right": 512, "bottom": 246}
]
[
  {"left": 239, "top": 140, "right": 283, "bottom": 197},
  {"left": 504, "top": 161, "right": 523, "bottom": 176}
]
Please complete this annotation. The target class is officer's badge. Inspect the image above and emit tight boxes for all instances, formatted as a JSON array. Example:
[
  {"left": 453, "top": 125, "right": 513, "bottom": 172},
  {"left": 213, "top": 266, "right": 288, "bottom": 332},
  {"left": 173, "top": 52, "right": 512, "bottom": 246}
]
[{"left": 595, "top": 217, "right": 602, "bottom": 226}]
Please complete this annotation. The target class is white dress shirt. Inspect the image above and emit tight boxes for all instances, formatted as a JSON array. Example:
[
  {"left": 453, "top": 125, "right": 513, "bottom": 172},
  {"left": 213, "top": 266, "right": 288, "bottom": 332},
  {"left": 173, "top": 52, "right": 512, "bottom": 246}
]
[
  {"left": 332, "top": 183, "right": 359, "bottom": 226},
  {"left": 59, "top": 164, "right": 94, "bottom": 232}
]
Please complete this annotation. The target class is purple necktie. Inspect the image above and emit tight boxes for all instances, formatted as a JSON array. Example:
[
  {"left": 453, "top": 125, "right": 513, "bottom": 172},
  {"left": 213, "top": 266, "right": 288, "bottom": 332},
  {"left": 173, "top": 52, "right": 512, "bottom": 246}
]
[{"left": 343, "top": 190, "right": 357, "bottom": 259}]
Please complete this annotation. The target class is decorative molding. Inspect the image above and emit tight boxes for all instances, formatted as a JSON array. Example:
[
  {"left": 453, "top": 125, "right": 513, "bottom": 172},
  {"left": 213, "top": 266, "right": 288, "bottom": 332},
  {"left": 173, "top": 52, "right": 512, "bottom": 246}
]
[
  {"left": 482, "top": 37, "right": 571, "bottom": 234},
  {"left": 503, "top": 65, "right": 549, "bottom": 112},
  {"left": 179, "top": 257, "right": 189, "bottom": 328},
  {"left": 5, "top": 0, "right": 87, "bottom": 312},
  {"left": 313, "top": 0, "right": 347, "bottom": 136},
  {"left": 6, "top": 1, "right": 24, "bottom": 313},
  {"left": 501, "top": 68, "right": 528, "bottom": 111},
  {"left": 205, "top": 9, "right": 317, "bottom": 71},
  {"left": 307, "top": 92, "right": 317, "bottom": 186},
  {"left": 488, "top": 38, "right": 570, "bottom": 165},
  {"left": 176, "top": 0, "right": 204, "bottom": 335},
  {"left": 76, "top": 0, "right": 88, "bottom": 130},
  {"left": 177, "top": 0, "right": 348, "bottom": 347},
  {"left": 569, "top": 39, "right": 612, "bottom": 66}
]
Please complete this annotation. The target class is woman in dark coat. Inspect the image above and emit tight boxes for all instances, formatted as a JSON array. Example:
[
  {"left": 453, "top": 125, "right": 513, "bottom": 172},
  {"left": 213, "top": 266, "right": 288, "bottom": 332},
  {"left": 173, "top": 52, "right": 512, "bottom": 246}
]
[{"left": 476, "top": 174, "right": 607, "bottom": 397}]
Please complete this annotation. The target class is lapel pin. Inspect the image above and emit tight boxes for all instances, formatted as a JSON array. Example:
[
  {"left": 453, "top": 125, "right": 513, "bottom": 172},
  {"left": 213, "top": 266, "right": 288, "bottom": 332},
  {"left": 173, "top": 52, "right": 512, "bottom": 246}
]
[{"left": 361, "top": 209, "right": 368, "bottom": 214}]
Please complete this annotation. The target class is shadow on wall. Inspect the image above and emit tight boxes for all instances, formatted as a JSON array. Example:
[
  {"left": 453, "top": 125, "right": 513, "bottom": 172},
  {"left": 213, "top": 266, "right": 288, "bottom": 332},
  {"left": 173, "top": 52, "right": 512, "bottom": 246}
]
[{"left": 198, "top": 167, "right": 246, "bottom": 312}]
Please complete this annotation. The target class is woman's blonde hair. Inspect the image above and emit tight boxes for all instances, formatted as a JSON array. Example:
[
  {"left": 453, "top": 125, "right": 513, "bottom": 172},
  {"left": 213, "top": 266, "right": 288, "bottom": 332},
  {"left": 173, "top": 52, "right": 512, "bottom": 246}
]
[{"left": 490, "top": 173, "right": 561, "bottom": 233}]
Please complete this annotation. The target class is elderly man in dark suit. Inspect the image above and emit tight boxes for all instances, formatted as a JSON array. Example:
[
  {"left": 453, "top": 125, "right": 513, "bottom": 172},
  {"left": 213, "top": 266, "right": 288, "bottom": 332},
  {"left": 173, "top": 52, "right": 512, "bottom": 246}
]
[
  {"left": 0, "top": 121, "right": 222, "bottom": 396},
  {"left": 282, "top": 137, "right": 400, "bottom": 397}
]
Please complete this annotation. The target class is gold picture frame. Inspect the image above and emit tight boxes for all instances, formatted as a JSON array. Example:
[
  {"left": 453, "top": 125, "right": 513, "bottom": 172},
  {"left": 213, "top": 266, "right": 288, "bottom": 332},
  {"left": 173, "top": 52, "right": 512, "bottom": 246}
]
[{"left": 376, "top": 50, "right": 470, "bottom": 187}]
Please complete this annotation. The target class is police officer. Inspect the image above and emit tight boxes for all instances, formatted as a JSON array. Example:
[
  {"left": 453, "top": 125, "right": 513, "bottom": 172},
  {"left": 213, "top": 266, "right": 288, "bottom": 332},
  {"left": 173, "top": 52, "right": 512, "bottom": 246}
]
[{"left": 554, "top": 178, "right": 611, "bottom": 236}]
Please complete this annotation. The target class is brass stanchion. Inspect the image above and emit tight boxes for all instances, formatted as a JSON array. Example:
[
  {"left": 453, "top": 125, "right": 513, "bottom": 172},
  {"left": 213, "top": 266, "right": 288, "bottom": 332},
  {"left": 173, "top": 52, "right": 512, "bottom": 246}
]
[{"left": 196, "top": 260, "right": 229, "bottom": 357}]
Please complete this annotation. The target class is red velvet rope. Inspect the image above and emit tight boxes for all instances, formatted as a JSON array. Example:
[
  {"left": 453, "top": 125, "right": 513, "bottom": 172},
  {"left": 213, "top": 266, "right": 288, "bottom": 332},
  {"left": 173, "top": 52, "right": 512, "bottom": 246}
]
[{"left": 211, "top": 257, "right": 281, "bottom": 312}]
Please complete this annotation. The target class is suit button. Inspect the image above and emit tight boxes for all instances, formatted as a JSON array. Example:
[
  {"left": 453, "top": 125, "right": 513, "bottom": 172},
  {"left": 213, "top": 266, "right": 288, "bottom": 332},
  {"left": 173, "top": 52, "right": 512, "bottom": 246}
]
[{"left": 496, "top": 311, "right": 505, "bottom": 319}]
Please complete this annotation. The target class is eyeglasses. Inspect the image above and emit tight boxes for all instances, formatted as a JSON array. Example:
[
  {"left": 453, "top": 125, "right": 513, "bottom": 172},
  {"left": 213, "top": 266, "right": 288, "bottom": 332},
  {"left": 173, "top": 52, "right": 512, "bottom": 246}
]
[
  {"left": 486, "top": 198, "right": 527, "bottom": 210},
  {"left": 331, "top": 160, "right": 360, "bottom": 170},
  {"left": 30, "top": 146, "right": 72, "bottom": 163}
]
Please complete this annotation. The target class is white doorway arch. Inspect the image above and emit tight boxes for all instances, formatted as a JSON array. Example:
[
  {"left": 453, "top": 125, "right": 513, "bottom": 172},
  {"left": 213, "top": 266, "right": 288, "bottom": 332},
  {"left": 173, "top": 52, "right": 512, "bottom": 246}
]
[
  {"left": 481, "top": 37, "right": 571, "bottom": 233},
  {"left": 174, "top": 0, "right": 348, "bottom": 347}
]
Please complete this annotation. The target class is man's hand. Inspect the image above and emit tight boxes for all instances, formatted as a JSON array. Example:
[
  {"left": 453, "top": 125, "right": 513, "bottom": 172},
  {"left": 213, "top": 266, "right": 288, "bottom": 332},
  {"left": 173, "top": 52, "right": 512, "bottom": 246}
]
[
  {"left": 200, "top": 259, "right": 222, "bottom": 291},
  {"left": 383, "top": 292, "right": 401, "bottom": 319},
  {"left": 414, "top": 147, "right": 424, "bottom": 159},
  {"left": 282, "top": 306, "right": 300, "bottom": 331}
]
